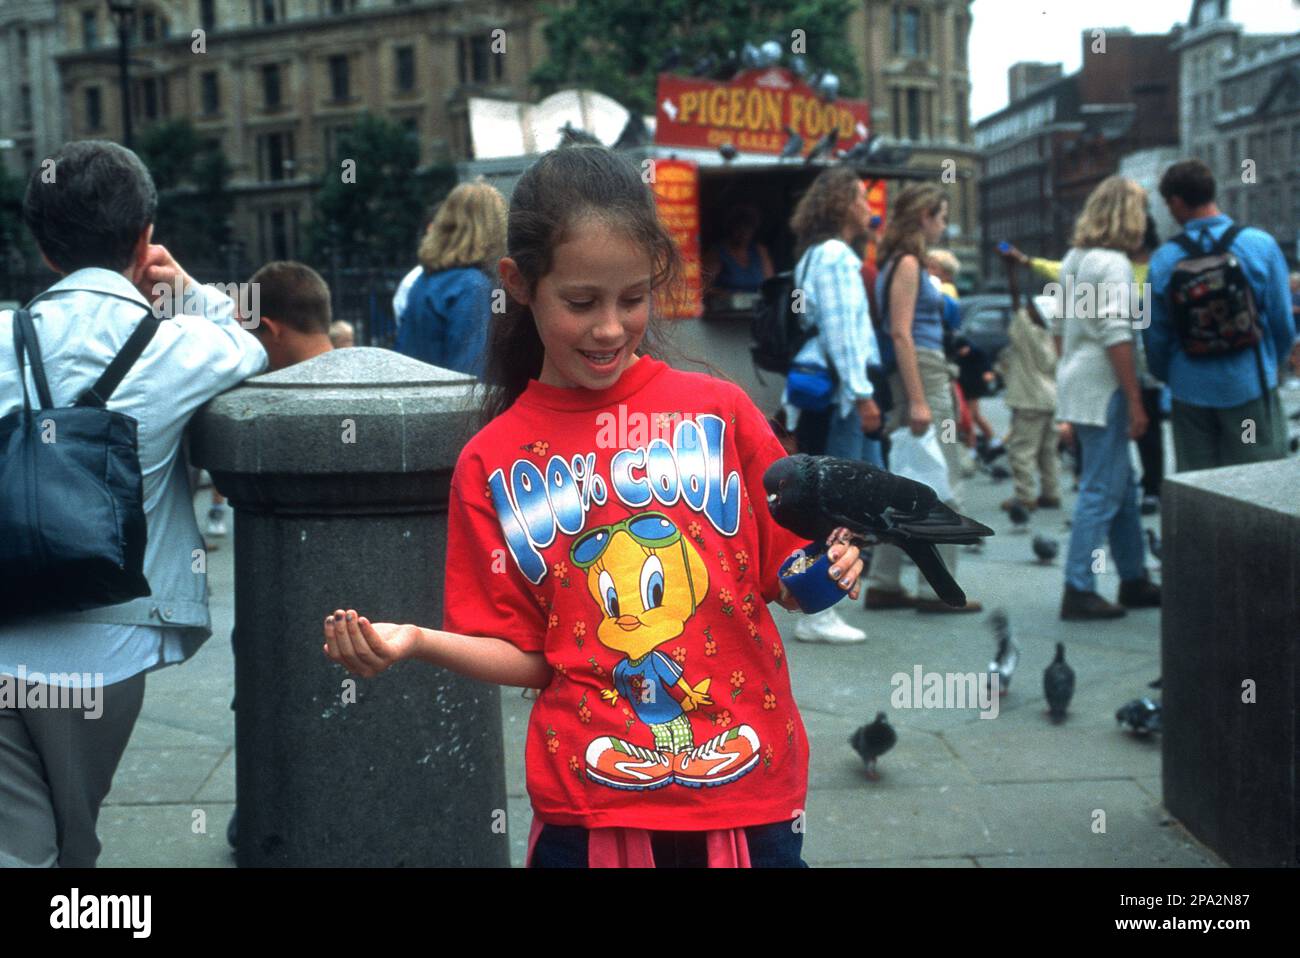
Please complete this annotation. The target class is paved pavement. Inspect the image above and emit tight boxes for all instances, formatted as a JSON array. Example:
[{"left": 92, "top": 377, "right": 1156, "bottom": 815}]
[{"left": 98, "top": 364, "right": 1300, "bottom": 868}]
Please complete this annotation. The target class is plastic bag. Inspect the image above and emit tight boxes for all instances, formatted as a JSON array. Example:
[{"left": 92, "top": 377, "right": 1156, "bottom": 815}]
[{"left": 887, "top": 426, "right": 952, "bottom": 501}]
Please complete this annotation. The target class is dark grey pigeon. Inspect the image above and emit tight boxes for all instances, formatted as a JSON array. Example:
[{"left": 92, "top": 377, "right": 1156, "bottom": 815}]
[
  {"left": 1043, "top": 642, "right": 1075, "bottom": 722},
  {"left": 1008, "top": 500, "right": 1031, "bottom": 528},
  {"left": 779, "top": 126, "right": 804, "bottom": 159},
  {"left": 763, "top": 454, "right": 994, "bottom": 607},
  {"left": 1032, "top": 534, "right": 1059, "bottom": 562},
  {"left": 850, "top": 712, "right": 896, "bottom": 780},
  {"left": 1116, "top": 698, "right": 1162, "bottom": 737}
]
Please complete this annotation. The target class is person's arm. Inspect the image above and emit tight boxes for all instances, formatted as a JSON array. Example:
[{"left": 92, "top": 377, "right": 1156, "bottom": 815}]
[
  {"left": 1260, "top": 237, "right": 1298, "bottom": 372},
  {"left": 1142, "top": 252, "right": 1174, "bottom": 385},
  {"left": 1029, "top": 256, "right": 1062, "bottom": 283},
  {"left": 1094, "top": 252, "right": 1147, "bottom": 438},
  {"left": 888, "top": 255, "right": 929, "bottom": 434},
  {"left": 816, "top": 248, "right": 878, "bottom": 408},
  {"left": 1003, "top": 252, "right": 1022, "bottom": 311}
]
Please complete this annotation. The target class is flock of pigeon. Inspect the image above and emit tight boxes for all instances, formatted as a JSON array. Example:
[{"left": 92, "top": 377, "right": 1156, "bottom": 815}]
[{"left": 760, "top": 453, "right": 1163, "bottom": 782}]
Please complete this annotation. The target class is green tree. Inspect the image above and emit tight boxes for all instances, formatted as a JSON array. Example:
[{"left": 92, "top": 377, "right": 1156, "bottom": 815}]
[
  {"left": 307, "top": 115, "right": 456, "bottom": 269},
  {"left": 135, "top": 119, "right": 233, "bottom": 266},
  {"left": 0, "top": 161, "right": 37, "bottom": 272},
  {"left": 531, "top": 0, "right": 861, "bottom": 116}
]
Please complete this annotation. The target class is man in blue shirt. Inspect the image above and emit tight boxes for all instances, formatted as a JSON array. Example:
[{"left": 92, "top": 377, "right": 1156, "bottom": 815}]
[{"left": 1145, "top": 160, "right": 1296, "bottom": 471}]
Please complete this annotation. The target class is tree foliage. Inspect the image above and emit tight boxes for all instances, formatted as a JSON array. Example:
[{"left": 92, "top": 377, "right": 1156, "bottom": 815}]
[
  {"left": 531, "top": 0, "right": 862, "bottom": 115},
  {"left": 135, "top": 119, "right": 234, "bottom": 266}
]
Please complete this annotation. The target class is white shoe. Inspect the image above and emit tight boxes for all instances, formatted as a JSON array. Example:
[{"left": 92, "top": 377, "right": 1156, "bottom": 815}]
[
  {"left": 794, "top": 606, "right": 867, "bottom": 644},
  {"left": 206, "top": 505, "right": 229, "bottom": 537}
]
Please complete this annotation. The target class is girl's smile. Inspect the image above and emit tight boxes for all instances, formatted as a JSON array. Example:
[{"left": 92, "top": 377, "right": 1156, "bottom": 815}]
[{"left": 501, "top": 217, "right": 654, "bottom": 391}]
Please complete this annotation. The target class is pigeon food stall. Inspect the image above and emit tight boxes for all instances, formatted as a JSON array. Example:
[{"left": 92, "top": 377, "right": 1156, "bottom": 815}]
[{"left": 458, "top": 68, "right": 934, "bottom": 324}]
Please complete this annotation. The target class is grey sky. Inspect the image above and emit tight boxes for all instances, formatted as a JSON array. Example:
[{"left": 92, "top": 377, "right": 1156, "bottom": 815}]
[{"left": 969, "top": 0, "right": 1300, "bottom": 123}]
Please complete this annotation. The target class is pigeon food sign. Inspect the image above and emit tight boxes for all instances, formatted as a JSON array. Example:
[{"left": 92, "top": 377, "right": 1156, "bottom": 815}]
[{"left": 655, "top": 68, "right": 870, "bottom": 156}]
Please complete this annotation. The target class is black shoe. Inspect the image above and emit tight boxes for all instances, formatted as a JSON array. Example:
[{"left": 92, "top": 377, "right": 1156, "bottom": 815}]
[
  {"left": 1061, "top": 586, "right": 1126, "bottom": 620},
  {"left": 1119, "top": 577, "right": 1161, "bottom": 608}
]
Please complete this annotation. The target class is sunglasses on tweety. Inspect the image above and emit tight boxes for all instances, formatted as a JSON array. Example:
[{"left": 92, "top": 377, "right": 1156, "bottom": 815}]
[{"left": 569, "top": 512, "right": 683, "bottom": 569}]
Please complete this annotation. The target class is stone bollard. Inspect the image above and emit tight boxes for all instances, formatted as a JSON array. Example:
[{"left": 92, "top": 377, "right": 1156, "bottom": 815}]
[
  {"left": 1162, "top": 457, "right": 1300, "bottom": 868},
  {"left": 190, "top": 348, "right": 510, "bottom": 867}
]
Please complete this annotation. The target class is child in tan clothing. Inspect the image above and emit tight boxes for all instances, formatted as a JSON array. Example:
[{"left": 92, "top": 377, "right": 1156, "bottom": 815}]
[{"left": 997, "top": 253, "right": 1060, "bottom": 510}]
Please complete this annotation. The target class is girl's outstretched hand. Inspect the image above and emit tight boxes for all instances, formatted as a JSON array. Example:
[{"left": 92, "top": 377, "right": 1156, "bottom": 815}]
[{"left": 323, "top": 609, "right": 420, "bottom": 678}]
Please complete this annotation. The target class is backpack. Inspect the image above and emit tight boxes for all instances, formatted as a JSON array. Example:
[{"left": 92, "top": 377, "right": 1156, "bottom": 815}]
[
  {"left": 0, "top": 306, "right": 160, "bottom": 621},
  {"left": 1167, "top": 225, "right": 1264, "bottom": 358},
  {"left": 750, "top": 248, "right": 819, "bottom": 376}
]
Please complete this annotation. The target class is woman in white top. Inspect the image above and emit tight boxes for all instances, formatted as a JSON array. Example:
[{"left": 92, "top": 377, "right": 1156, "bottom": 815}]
[{"left": 1055, "top": 176, "right": 1161, "bottom": 620}]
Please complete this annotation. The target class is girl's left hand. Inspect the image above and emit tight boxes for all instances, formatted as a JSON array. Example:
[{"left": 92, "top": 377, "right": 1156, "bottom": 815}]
[{"left": 825, "top": 527, "right": 864, "bottom": 601}]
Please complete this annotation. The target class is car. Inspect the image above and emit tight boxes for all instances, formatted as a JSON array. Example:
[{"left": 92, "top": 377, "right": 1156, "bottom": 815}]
[{"left": 956, "top": 294, "right": 1014, "bottom": 362}]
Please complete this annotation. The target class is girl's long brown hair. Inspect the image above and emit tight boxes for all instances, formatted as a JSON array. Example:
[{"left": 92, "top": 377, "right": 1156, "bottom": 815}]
[
  {"left": 877, "top": 182, "right": 948, "bottom": 265},
  {"left": 477, "top": 145, "right": 726, "bottom": 430}
]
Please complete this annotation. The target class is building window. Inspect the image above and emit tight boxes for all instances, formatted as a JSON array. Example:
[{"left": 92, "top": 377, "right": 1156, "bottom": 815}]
[
  {"left": 262, "top": 64, "right": 282, "bottom": 109},
  {"left": 326, "top": 0, "right": 357, "bottom": 13},
  {"left": 19, "top": 85, "right": 32, "bottom": 130},
  {"left": 82, "top": 10, "right": 98, "bottom": 49},
  {"left": 892, "top": 6, "right": 926, "bottom": 57},
  {"left": 955, "top": 16, "right": 968, "bottom": 67},
  {"left": 141, "top": 11, "right": 157, "bottom": 42},
  {"left": 86, "top": 87, "right": 103, "bottom": 130},
  {"left": 201, "top": 71, "right": 220, "bottom": 115},
  {"left": 954, "top": 82, "right": 968, "bottom": 141},
  {"left": 257, "top": 131, "right": 296, "bottom": 182},
  {"left": 395, "top": 45, "right": 416, "bottom": 93},
  {"left": 259, "top": 208, "right": 298, "bottom": 261},
  {"left": 323, "top": 124, "right": 353, "bottom": 165},
  {"left": 137, "top": 77, "right": 166, "bottom": 121},
  {"left": 457, "top": 35, "right": 501, "bottom": 84},
  {"left": 255, "top": 0, "right": 283, "bottom": 25},
  {"left": 906, "top": 88, "right": 921, "bottom": 140},
  {"left": 17, "top": 27, "right": 28, "bottom": 61},
  {"left": 201, "top": 0, "right": 216, "bottom": 31},
  {"left": 329, "top": 55, "right": 351, "bottom": 102}
]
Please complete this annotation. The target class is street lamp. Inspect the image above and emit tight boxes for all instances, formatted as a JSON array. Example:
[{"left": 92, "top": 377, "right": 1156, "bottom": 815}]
[{"left": 106, "top": 0, "right": 137, "bottom": 149}]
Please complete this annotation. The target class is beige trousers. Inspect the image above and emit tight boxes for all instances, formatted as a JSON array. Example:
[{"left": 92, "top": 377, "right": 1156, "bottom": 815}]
[
  {"left": 868, "top": 348, "right": 962, "bottom": 600},
  {"left": 1008, "top": 407, "right": 1060, "bottom": 503}
]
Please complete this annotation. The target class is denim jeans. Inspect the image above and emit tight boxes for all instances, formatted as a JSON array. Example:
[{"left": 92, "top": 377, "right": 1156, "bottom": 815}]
[
  {"left": 824, "top": 406, "right": 884, "bottom": 467},
  {"left": 531, "top": 819, "right": 808, "bottom": 868},
  {"left": 1064, "top": 389, "right": 1147, "bottom": 592}
]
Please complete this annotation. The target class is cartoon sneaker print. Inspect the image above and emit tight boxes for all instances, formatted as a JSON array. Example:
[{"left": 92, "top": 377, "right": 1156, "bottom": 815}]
[
  {"left": 585, "top": 735, "right": 674, "bottom": 791},
  {"left": 671, "top": 724, "right": 761, "bottom": 788}
]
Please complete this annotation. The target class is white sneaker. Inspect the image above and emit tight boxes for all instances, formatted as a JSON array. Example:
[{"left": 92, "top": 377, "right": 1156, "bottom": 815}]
[
  {"left": 794, "top": 606, "right": 867, "bottom": 644},
  {"left": 206, "top": 505, "right": 229, "bottom": 537}
]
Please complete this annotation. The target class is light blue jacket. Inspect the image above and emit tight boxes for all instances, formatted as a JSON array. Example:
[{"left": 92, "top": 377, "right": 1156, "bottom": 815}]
[
  {"left": 0, "top": 268, "right": 268, "bottom": 665},
  {"left": 1144, "top": 214, "right": 1296, "bottom": 408}
]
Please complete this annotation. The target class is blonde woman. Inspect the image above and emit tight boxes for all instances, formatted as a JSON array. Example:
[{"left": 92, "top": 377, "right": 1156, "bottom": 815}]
[
  {"left": 866, "top": 183, "right": 982, "bottom": 613},
  {"left": 1056, "top": 175, "right": 1160, "bottom": 620},
  {"left": 395, "top": 180, "right": 507, "bottom": 376}
]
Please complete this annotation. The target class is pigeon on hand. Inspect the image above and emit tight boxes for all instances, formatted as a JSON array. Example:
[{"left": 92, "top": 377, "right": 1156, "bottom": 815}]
[
  {"left": 763, "top": 454, "right": 995, "bottom": 607},
  {"left": 1116, "top": 698, "right": 1162, "bottom": 736},
  {"left": 1043, "top": 642, "right": 1075, "bottom": 722},
  {"left": 1145, "top": 529, "right": 1162, "bottom": 561},
  {"left": 1032, "top": 534, "right": 1059, "bottom": 562},
  {"left": 805, "top": 130, "right": 837, "bottom": 164},
  {"left": 779, "top": 125, "right": 804, "bottom": 159},
  {"left": 987, "top": 608, "right": 1020, "bottom": 696},
  {"left": 850, "top": 712, "right": 896, "bottom": 780}
]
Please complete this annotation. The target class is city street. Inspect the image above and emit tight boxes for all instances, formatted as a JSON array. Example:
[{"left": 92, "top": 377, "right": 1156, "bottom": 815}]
[{"left": 93, "top": 374, "right": 1300, "bottom": 867}]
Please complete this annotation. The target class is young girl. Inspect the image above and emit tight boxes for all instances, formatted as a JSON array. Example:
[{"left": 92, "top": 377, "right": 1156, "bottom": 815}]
[{"left": 322, "top": 145, "right": 865, "bottom": 868}]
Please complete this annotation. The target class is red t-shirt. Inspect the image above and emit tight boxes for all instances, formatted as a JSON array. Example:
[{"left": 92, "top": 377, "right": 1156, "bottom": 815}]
[{"left": 444, "top": 355, "right": 812, "bottom": 831}]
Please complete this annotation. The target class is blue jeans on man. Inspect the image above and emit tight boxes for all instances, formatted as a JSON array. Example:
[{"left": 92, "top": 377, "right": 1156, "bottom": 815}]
[
  {"left": 1064, "top": 389, "right": 1148, "bottom": 592},
  {"left": 824, "top": 406, "right": 884, "bottom": 467}
]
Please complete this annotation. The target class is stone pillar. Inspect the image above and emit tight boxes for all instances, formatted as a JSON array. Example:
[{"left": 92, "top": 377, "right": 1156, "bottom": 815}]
[
  {"left": 1162, "top": 458, "right": 1300, "bottom": 868},
  {"left": 191, "top": 348, "right": 510, "bottom": 867}
]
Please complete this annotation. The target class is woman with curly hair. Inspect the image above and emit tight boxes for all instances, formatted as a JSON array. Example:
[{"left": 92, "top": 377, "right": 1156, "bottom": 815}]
[
  {"left": 783, "top": 166, "right": 882, "bottom": 643},
  {"left": 1055, "top": 175, "right": 1160, "bottom": 620}
]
